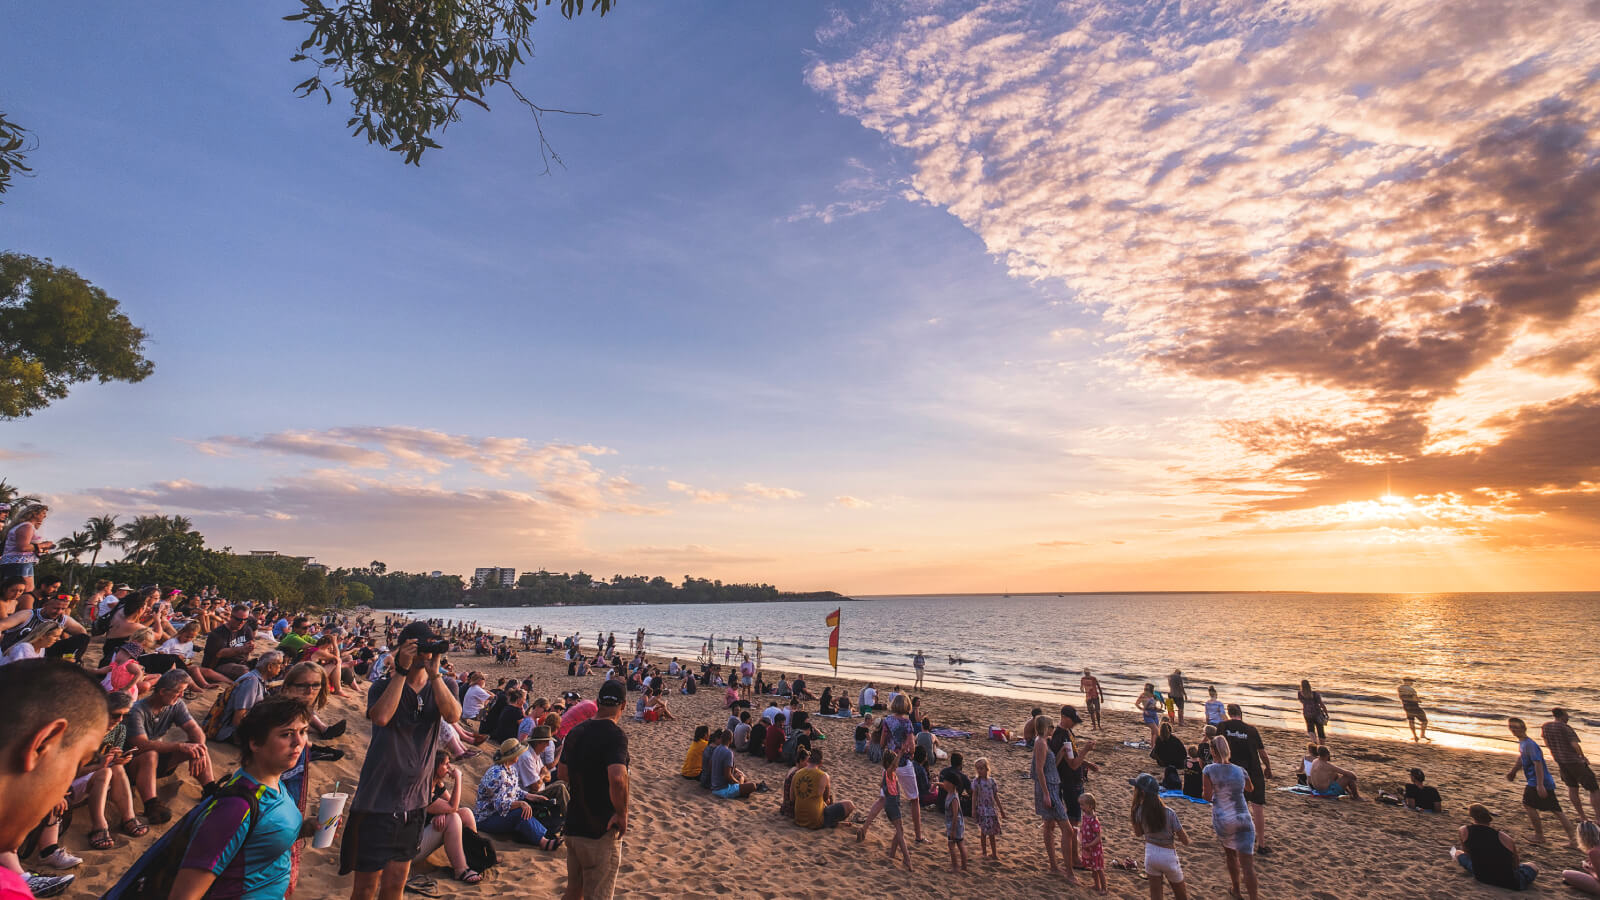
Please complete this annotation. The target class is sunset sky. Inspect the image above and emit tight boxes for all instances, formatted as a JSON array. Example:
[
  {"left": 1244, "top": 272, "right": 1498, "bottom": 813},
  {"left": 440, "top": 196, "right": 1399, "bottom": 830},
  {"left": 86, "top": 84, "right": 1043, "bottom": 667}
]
[{"left": 4, "top": 1, "right": 1597, "bottom": 593}]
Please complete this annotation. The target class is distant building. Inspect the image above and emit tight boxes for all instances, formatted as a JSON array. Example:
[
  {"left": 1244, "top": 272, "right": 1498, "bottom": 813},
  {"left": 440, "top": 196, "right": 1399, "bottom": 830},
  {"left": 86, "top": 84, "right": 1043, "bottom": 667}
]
[
  {"left": 472, "top": 567, "right": 517, "bottom": 588},
  {"left": 430, "top": 570, "right": 443, "bottom": 579}
]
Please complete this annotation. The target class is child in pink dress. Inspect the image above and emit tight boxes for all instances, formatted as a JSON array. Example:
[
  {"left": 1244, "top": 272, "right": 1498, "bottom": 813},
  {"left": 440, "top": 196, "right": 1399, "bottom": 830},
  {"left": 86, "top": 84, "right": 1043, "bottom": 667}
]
[{"left": 1079, "top": 792, "right": 1107, "bottom": 893}]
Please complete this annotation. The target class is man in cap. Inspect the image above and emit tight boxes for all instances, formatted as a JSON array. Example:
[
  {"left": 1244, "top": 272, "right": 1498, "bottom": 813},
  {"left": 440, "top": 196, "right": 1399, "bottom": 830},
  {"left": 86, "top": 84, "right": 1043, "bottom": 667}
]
[
  {"left": 343, "top": 622, "right": 461, "bottom": 900},
  {"left": 558, "top": 678, "right": 631, "bottom": 900},
  {"left": 1049, "top": 704, "right": 1098, "bottom": 869}
]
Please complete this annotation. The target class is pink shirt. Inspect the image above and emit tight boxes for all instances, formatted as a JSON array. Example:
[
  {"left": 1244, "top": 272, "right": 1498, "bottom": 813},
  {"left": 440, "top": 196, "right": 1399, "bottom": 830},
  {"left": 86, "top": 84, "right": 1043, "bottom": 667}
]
[{"left": 557, "top": 700, "right": 597, "bottom": 739}]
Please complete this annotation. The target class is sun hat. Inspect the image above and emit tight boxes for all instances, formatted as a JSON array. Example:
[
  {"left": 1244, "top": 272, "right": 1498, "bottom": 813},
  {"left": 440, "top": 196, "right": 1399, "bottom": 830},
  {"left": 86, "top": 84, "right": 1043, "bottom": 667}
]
[
  {"left": 528, "top": 726, "right": 553, "bottom": 744},
  {"left": 493, "top": 738, "right": 527, "bottom": 764}
]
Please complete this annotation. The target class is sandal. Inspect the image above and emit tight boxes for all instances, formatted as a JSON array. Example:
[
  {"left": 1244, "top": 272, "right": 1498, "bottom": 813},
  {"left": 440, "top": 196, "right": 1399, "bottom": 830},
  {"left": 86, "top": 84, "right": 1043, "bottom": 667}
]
[
  {"left": 540, "top": 836, "right": 562, "bottom": 851},
  {"left": 119, "top": 817, "right": 149, "bottom": 838},
  {"left": 454, "top": 868, "right": 483, "bottom": 884},
  {"left": 88, "top": 829, "right": 115, "bottom": 851}
]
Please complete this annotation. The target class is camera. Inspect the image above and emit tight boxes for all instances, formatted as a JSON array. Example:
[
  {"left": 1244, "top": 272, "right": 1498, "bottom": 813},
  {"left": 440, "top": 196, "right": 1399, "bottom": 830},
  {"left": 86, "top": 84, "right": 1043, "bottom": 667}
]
[{"left": 415, "top": 638, "right": 450, "bottom": 655}]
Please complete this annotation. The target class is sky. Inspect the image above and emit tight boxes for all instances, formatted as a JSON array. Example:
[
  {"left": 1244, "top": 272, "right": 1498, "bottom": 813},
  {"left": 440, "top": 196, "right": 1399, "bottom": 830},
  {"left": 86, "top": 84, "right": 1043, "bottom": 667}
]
[{"left": 3, "top": 0, "right": 1598, "bottom": 594}]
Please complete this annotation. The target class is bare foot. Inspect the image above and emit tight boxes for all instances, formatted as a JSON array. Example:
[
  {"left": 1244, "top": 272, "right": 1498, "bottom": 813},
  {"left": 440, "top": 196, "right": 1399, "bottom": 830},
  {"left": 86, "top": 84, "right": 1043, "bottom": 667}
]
[{"left": 1048, "top": 865, "right": 1063, "bottom": 874}]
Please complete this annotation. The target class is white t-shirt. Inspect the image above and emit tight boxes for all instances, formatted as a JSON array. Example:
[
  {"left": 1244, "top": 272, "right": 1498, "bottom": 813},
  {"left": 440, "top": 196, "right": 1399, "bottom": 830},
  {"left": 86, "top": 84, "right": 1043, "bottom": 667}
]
[
  {"left": 860, "top": 687, "right": 877, "bottom": 709},
  {"left": 157, "top": 638, "right": 196, "bottom": 662},
  {"left": 463, "top": 684, "right": 493, "bottom": 719},
  {"left": 514, "top": 747, "right": 547, "bottom": 790},
  {"left": 761, "top": 704, "right": 782, "bottom": 724},
  {"left": 0, "top": 642, "right": 41, "bottom": 665},
  {"left": 97, "top": 595, "right": 119, "bottom": 618}
]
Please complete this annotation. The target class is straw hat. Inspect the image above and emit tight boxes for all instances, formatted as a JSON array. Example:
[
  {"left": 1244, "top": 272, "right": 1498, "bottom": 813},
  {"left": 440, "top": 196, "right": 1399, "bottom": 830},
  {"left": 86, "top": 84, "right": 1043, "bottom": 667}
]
[
  {"left": 493, "top": 738, "right": 527, "bottom": 765},
  {"left": 527, "top": 726, "right": 553, "bottom": 744}
]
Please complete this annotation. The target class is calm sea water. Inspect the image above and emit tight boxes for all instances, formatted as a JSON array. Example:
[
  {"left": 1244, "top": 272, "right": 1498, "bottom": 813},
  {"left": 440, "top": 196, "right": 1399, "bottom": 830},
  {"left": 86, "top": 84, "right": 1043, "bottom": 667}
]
[{"left": 389, "top": 592, "right": 1600, "bottom": 753}]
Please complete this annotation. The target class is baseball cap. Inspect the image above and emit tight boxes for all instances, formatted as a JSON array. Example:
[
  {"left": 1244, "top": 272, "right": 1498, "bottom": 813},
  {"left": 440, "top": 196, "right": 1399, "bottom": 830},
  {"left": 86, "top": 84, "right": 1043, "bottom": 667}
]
[
  {"left": 1128, "top": 772, "right": 1161, "bottom": 794},
  {"left": 1059, "top": 704, "right": 1083, "bottom": 724},
  {"left": 597, "top": 679, "right": 626, "bottom": 706},
  {"left": 397, "top": 621, "right": 439, "bottom": 645}
]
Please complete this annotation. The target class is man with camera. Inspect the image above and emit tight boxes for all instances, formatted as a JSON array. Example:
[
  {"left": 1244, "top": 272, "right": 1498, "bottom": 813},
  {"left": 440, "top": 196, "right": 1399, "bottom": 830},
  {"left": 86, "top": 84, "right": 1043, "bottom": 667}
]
[{"left": 343, "top": 622, "right": 462, "bottom": 900}]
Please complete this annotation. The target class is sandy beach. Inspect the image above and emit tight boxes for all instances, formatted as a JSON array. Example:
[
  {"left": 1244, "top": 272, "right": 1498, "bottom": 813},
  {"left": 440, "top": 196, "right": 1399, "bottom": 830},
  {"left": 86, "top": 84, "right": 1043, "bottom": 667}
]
[{"left": 59, "top": 631, "right": 1591, "bottom": 899}]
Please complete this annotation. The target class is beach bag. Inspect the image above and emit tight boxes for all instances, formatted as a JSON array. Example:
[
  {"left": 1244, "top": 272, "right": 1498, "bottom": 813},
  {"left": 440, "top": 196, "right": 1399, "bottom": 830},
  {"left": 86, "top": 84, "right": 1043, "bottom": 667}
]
[
  {"left": 101, "top": 776, "right": 261, "bottom": 900},
  {"left": 462, "top": 828, "right": 498, "bottom": 872},
  {"left": 92, "top": 607, "right": 116, "bottom": 636},
  {"left": 203, "top": 680, "right": 243, "bottom": 740}
]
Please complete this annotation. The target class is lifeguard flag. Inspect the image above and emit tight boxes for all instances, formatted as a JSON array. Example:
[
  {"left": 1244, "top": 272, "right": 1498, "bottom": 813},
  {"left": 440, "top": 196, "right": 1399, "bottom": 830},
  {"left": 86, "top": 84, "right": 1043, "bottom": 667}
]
[{"left": 825, "top": 608, "right": 840, "bottom": 673}]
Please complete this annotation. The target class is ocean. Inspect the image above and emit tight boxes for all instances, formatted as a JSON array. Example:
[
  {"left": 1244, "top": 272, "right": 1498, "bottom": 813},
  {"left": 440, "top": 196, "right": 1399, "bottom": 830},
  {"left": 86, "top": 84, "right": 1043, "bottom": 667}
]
[{"left": 387, "top": 591, "right": 1600, "bottom": 753}]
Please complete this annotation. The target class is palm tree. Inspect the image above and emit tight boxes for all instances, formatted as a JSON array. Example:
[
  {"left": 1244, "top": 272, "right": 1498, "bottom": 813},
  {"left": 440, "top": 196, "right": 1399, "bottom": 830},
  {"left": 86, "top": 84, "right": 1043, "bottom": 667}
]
[
  {"left": 165, "top": 514, "right": 195, "bottom": 535},
  {"left": 0, "top": 480, "right": 39, "bottom": 531},
  {"left": 53, "top": 530, "right": 93, "bottom": 593},
  {"left": 82, "top": 514, "right": 118, "bottom": 576},
  {"left": 116, "top": 514, "right": 168, "bottom": 565}
]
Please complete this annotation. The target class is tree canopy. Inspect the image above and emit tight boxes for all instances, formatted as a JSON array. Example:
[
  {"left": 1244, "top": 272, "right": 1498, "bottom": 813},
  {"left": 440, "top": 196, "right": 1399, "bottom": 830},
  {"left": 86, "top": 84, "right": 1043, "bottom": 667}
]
[{"left": 0, "top": 252, "right": 154, "bottom": 419}]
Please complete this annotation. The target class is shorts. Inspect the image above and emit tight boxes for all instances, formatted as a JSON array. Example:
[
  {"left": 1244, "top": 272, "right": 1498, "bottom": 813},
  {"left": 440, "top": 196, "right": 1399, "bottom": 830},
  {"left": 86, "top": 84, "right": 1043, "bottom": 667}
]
[
  {"left": 1560, "top": 761, "right": 1599, "bottom": 793},
  {"left": 897, "top": 763, "right": 919, "bottom": 800},
  {"left": 1457, "top": 853, "right": 1537, "bottom": 889},
  {"left": 1172, "top": 696, "right": 1186, "bottom": 709},
  {"left": 883, "top": 793, "right": 903, "bottom": 822},
  {"left": 1524, "top": 784, "right": 1562, "bottom": 812},
  {"left": 822, "top": 802, "right": 849, "bottom": 828},
  {"left": 566, "top": 832, "right": 621, "bottom": 900},
  {"left": 1086, "top": 696, "right": 1101, "bottom": 713},
  {"left": 1403, "top": 702, "right": 1427, "bottom": 722},
  {"left": 1316, "top": 782, "right": 1346, "bottom": 798},
  {"left": 0, "top": 562, "right": 34, "bottom": 578},
  {"left": 155, "top": 750, "right": 187, "bottom": 778},
  {"left": 1243, "top": 770, "right": 1266, "bottom": 806},
  {"left": 742, "top": 675, "right": 752, "bottom": 687},
  {"left": 1144, "top": 843, "right": 1184, "bottom": 884},
  {"left": 340, "top": 808, "right": 427, "bottom": 874},
  {"left": 713, "top": 784, "right": 743, "bottom": 799}
]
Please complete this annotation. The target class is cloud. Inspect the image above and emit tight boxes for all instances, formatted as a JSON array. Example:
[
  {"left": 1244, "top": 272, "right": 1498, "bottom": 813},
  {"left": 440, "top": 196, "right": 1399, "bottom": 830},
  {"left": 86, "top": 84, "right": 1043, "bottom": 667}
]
[
  {"left": 833, "top": 495, "right": 873, "bottom": 509},
  {"left": 786, "top": 158, "right": 912, "bottom": 223},
  {"left": 195, "top": 426, "right": 615, "bottom": 480},
  {"left": 809, "top": 0, "right": 1600, "bottom": 538},
  {"left": 616, "top": 545, "right": 777, "bottom": 565},
  {"left": 666, "top": 480, "right": 804, "bottom": 504},
  {"left": 1036, "top": 540, "right": 1089, "bottom": 548}
]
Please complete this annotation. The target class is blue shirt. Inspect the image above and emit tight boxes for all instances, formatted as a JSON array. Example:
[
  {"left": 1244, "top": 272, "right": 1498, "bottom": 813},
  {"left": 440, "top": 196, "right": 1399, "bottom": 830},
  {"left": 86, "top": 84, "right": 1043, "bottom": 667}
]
[
  {"left": 271, "top": 618, "right": 290, "bottom": 640},
  {"left": 1520, "top": 737, "right": 1557, "bottom": 789},
  {"left": 180, "top": 773, "right": 301, "bottom": 899}
]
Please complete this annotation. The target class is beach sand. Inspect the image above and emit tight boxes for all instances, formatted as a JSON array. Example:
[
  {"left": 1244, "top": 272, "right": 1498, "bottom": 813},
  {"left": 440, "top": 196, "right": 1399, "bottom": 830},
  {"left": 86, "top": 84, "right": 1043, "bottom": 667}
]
[{"left": 58, "top": 635, "right": 1590, "bottom": 898}]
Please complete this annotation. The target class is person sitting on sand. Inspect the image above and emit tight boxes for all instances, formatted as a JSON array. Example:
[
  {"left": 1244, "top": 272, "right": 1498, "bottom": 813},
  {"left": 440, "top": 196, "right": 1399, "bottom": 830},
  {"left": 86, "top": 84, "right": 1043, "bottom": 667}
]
[
  {"left": 708, "top": 729, "right": 765, "bottom": 799},
  {"left": 1508, "top": 716, "right": 1579, "bottom": 849},
  {"left": 732, "top": 711, "right": 752, "bottom": 751},
  {"left": 794, "top": 748, "right": 854, "bottom": 829},
  {"left": 1020, "top": 707, "right": 1045, "bottom": 748},
  {"left": 1404, "top": 768, "right": 1442, "bottom": 812},
  {"left": 1307, "top": 746, "right": 1360, "bottom": 799},
  {"left": 476, "top": 739, "right": 560, "bottom": 849},
  {"left": 775, "top": 675, "right": 793, "bottom": 697},
  {"left": 1563, "top": 821, "right": 1600, "bottom": 896},
  {"left": 856, "top": 714, "right": 874, "bottom": 754},
  {"left": 1453, "top": 803, "right": 1538, "bottom": 890},
  {"left": 683, "top": 726, "right": 710, "bottom": 779},
  {"left": 793, "top": 674, "right": 817, "bottom": 701},
  {"left": 417, "top": 752, "right": 484, "bottom": 885},
  {"left": 1152, "top": 722, "right": 1188, "bottom": 773},
  {"left": 818, "top": 687, "right": 836, "bottom": 715},
  {"left": 761, "top": 698, "right": 784, "bottom": 725},
  {"left": 765, "top": 713, "right": 788, "bottom": 763},
  {"left": 859, "top": 683, "right": 878, "bottom": 712},
  {"left": 127, "top": 670, "right": 218, "bottom": 825},
  {"left": 643, "top": 686, "right": 674, "bottom": 722}
]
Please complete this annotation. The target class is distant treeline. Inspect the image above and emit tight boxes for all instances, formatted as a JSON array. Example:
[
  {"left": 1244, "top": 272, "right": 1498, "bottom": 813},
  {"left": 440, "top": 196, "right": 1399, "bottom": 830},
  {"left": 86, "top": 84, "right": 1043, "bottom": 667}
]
[{"left": 360, "top": 571, "right": 848, "bottom": 610}]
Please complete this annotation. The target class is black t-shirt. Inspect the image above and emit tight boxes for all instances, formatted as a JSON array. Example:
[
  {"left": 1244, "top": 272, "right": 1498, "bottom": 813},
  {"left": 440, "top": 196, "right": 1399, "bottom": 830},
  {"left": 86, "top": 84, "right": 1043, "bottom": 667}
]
[
  {"left": 560, "top": 718, "right": 630, "bottom": 839},
  {"left": 201, "top": 623, "right": 254, "bottom": 670},
  {"left": 855, "top": 724, "right": 869, "bottom": 741},
  {"left": 938, "top": 766, "right": 971, "bottom": 796},
  {"left": 488, "top": 704, "right": 524, "bottom": 744},
  {"left": 1048, "top": 728, "right": 1084, "bottom": 789},
  {"left": 1220, "top": 720, "right": 1265, "bottom": 778},
  {"left": 1404, "top": 784, "right": 1441, "bottom": 809}
]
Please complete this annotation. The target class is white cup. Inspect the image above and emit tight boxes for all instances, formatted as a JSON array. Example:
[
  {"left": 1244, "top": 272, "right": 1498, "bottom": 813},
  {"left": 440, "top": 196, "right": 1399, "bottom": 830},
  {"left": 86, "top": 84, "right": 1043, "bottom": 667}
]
[{"left": 313, "top": 792, "right": 348, "bottom": 849}]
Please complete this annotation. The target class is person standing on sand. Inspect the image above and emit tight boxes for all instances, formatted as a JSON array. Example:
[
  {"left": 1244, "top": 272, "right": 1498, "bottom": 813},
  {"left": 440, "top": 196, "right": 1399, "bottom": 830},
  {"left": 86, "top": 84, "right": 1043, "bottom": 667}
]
[
  {"left": 1168, "top": 670, "right": 1187, "bottom": 727},
  {"left": 1050, "top": 705, "right": 1097, "bottom": 868},
  {"left": 1081, "top": 670, "right": 1104, "bottom": 729},
  {"left": 558, "top": 679, "right": 631, "bottom": 900},
  {"left": 1220, "top": 704, "right": 1273, "bottom": 855},
  {"left": 1032, "top": 716, "right": 1077, "bottom": 881},
  {"left": 1542, "top": 708, "right": 1600, "bottom": 824},
  {"left": 1136, "top": 684, "right": 1162, "bottom": 744},
  {"left": 1508, "top": 716, "right": 1579, "bottom": 849},
  {"left": 1202, "top": 735, "right": 1258, "bottom": 900},
  {"left": 1297, "top": 680, "right": 1329, "bottom": 745},
  {"left": 342, "top": 623, "right": 462, "bottom": 900},
  {"left": 913, "top": 651, "right": 926, "bottom": 690},
  {"left": 1398, "top": 677, "right": 1428, "bottom": 741}
]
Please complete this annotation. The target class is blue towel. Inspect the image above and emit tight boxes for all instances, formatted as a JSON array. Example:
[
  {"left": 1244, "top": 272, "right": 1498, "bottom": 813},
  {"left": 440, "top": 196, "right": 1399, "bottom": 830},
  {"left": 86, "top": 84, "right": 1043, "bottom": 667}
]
[{"left": 1160, "top": 789, "right": 1209, "bottom": 805}]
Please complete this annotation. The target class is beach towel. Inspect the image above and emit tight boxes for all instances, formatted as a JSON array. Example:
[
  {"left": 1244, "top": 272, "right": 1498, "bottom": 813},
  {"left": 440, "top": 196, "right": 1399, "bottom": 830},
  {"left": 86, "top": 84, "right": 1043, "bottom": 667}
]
[
  {"left": 1012, "top": 740, "right": 1030, "bottom": 748},
  {"left": 1278, "top": 784, "right": 1347, "bottom": 800},
  {"left": 930, "top": 728, "right": 972, "bottom": 739},
  {"left": 1160, "top": 789, "right": 1209, "bottom": 805},
  {"left": 1122, "top": 740, "right": 1151, "bottom": 749}
]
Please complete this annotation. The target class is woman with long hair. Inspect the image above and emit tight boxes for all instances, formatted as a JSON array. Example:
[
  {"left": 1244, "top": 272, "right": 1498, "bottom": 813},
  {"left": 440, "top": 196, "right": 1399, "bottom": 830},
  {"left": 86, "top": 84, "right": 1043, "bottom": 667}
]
[
  {"left": 1032, "top": 715, "right": 1075, "bottom": 879},
  {"left": 417, "top": 751, "right": 483, "bottom": 884},
  {"left": 1297, "top": 679, "right": 1329, "bottom": 745},
  {"left": 1131, "top": 772, "right": 1190, "bottom": 900},
  {"left": 0, "top": 504, "right": 53, "bottom": 601}
]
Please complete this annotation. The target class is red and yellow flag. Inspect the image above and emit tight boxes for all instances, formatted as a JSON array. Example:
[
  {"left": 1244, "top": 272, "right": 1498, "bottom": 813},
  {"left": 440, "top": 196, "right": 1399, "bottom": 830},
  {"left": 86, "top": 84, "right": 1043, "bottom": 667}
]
[{"left": 826, "top": 608, "right": 840, "bottom": 673}]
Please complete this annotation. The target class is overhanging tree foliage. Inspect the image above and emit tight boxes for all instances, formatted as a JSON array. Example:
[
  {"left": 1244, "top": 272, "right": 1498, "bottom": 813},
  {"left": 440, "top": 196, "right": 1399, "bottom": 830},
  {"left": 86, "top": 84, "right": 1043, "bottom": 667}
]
[
  {"left": 286, "top": 0, "right": 615, "bottom": 168},
  {"left": 0, "top": 252, "right": 154, "bottom": 419}
]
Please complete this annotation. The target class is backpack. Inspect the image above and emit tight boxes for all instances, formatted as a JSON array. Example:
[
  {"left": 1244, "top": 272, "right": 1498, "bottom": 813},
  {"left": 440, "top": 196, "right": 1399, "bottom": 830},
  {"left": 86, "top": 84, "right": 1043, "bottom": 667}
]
[
  {"left": 92, "top": 607, "right": 117, "bottom": 637},
  {"left": 460, "top": 828, "right": 498, "bottom": 873},
  {"left": 203, "top": 678, "right": 245, "bottom": 740},
  {"left": 101, "top": 776, "right": 262, "bottom": 900}
]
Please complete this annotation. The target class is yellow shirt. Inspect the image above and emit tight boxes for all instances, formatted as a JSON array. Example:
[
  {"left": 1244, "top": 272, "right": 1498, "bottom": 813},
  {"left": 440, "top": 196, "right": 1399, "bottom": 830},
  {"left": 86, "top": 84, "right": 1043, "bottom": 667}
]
[
  {"left": 681, "top": 739, "right": 709, "bottom": 778},
  {"left": 793, "top": 767, "right": 826, "bottom": 828}
]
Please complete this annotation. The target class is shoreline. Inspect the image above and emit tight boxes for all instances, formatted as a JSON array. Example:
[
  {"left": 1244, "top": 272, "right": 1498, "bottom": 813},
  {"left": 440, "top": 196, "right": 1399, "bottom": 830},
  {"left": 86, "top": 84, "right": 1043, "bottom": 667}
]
[{"left": 405, "top": 608, "right": 1520, "bottom": 756}]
